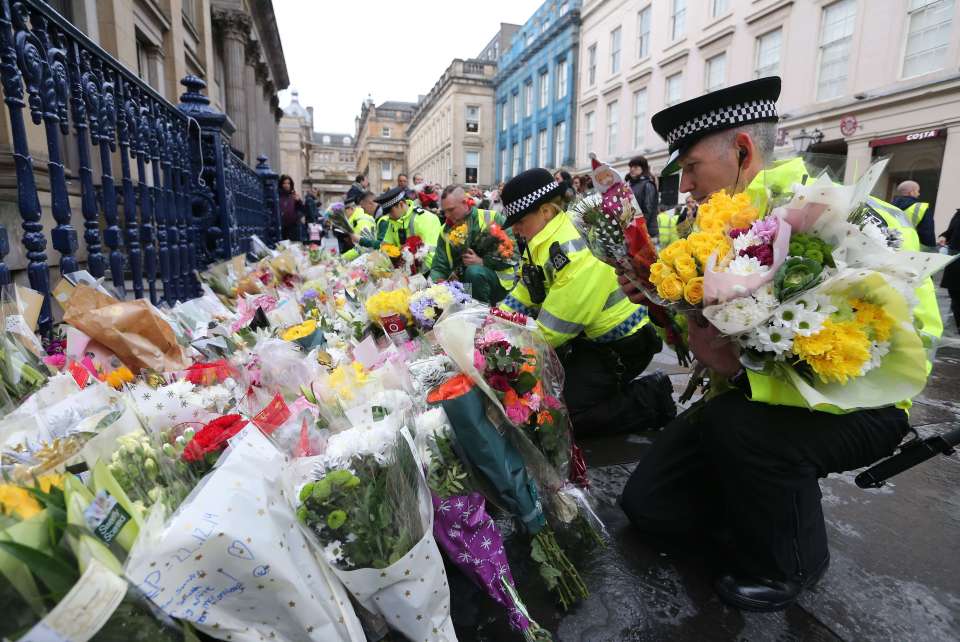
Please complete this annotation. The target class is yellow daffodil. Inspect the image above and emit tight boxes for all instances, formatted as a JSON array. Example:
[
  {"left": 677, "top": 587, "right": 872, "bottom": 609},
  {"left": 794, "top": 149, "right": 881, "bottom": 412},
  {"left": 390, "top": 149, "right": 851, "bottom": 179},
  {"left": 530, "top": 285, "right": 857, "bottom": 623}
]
[{"left": 282, "top": 319, "right": 319, "bottom": 342}]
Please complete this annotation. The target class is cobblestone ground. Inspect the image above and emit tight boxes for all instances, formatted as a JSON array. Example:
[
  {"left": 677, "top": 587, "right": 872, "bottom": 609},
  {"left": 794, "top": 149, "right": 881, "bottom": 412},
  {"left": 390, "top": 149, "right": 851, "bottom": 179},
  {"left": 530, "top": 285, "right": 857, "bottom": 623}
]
[{"left": 450, "top": 290, "right": 960, "bottom": 642}]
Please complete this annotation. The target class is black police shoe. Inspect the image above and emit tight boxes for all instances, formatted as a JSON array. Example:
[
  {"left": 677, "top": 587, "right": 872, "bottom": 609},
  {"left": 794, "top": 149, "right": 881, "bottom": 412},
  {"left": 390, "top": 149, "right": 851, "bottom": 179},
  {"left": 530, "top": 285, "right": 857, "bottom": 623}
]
[
  {"left": 714, "top": 554, "right": 830, "bottom": 612},
  {"left": 629, "top": 371, "right": 677, "bottom": 430}
]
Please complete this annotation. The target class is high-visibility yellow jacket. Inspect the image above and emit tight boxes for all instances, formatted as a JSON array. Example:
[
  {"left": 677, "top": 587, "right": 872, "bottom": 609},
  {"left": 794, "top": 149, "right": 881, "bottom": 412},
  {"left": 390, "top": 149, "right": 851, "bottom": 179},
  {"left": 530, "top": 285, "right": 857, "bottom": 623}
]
[
  {"left": 357, "top": 203, "right": 442, "bottom": 268},
  {"left": 903, "top": 201, "right": 929, "bottom": 228},
  {"left": 429, "top": 207, "right": 518, "bottom": 287},
  {"left": 348, "top": 206, "right": 376, "bottom": 236},
  {"left": 657, "top": 210, "right": 680, "bottom": 246},
  {"left": 499, "top": 210, "right": 648, "bottom": 348},
  {"left": 745, "top": 160, "right": 942, "bottom": 413}
]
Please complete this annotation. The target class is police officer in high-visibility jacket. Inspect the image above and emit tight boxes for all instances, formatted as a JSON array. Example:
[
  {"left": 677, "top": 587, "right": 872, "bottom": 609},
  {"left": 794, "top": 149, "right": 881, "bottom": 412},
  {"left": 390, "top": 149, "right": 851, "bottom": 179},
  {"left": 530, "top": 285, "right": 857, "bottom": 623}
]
[
  {"left": 353, "top": 186, "right": 442, "bottom": 268},
  {"left": 617, "top": 76, "right": 943, "bottom": 612},
  {"left": 656, "top": 207, "right": 680, "bottom": 247},
  {"left": 340, "top": 191, "right": 378, "bottom": 261},
  {"left": 891, "top": 180, "right": 935, "bottom": 249},
  {"left": 498, "top": 168, "right": 676, "bottom": 437}
]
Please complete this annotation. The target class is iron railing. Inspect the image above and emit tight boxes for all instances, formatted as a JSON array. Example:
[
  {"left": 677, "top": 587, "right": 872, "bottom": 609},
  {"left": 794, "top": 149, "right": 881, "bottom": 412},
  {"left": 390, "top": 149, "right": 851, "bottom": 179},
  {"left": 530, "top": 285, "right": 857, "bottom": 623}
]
[{"left": 0, "top": 0, "right": 282, "bottom": 333}]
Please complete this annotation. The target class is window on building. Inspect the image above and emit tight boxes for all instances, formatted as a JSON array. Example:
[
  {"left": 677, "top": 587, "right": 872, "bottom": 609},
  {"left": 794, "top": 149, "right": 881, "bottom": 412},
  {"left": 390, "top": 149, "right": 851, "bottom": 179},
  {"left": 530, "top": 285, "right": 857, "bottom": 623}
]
[
  {"left": 637, "top": 6, "right": 651, "bottom": 59},
  {"left": 542, "top": 16, "right": 550, "bottom": 32},
  {"left": 632, "top": 88, "right": 647, "bottom": 150},
  {"left": 381, "top": 161, "right": 393, "bottom": 181},
  {"left": 559, "top": 1, "right": 568, "bottom": 14},
  {"left": 538, "top": 129, "right": 548, "bottom": 165},
  {"left": 903, "top": 0, "right": 955, "bottom": 78},
  {"left": 525, "top": 30, "right": 533, "bottom": 46},
  {"left": 382, "top": 126, "right": 391, "bottom": 137},
  {"left": 755, "top": 28, "right": 782, "bottom": 78},
  {"left": 554, "top": 121, "right": 566, "bottom": 165},
  {"left": 587, "top": 44, "right": 597, "bottom": 86},
  {"left": 711, "top": 0, "right": 729, "bottom": 17},
  {"left": 182, "top": 0, "right": 199, "bottom": 25},
  {"left": 322, "top": 135, "right": 331, "bottom": 144},
  {"left": 556, "top": 59, "right": 568, "bottom": 99},
  {"left": 512, "top": 92, "right": 519, "bottom": 123},
  {"left": 610, "top": 27, "right": 622, "bottom": 74},
  {"left": 705, "top": 52, "right": 727, "bottom": 92},
  {"left": 500, "top": 102, "right": 507, "bottom": 131},
  {"left": 606, "top": 101, "right": 619, "bottom": 156},
  {"left": 465, "top": 151, "right": 480, "bottom": 184},
  {"left": 817, "top": 0, "right": 857, "bottom": 101},
  {"left": 670, "top": 0, "right": 687, "bottom": 41},
  {"left": 512, "top": 143, "right": 520, "bottom": 176},
  {"left": 466, "top": 105, "right": 480, "bottom": 132},
  {"left": 500, "top": 146, "right": 508, "bottom": 180},
  {"left": 584, "top": 110, "right": 595, "bottom": 152},
  {"left": 665, "top": 72, "right": 683, "bottom": 106},
  {"left": 539, "top": 70, "right": 549, "bottom": 107},
  {"left": 524, "top": 137, "right": 533, "bottom": 170},
  {"left": 524, "top": 82, "right": 533, "bottom": 117}
]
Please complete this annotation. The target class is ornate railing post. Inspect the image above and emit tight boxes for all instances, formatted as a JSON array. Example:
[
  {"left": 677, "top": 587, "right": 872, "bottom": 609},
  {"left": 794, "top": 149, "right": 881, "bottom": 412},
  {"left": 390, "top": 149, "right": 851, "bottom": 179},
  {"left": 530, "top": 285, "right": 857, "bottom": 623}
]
[
  {"left": 0, "top": 223, "right": 9, "bottom": 286},
  {"left": 255, "top": 155, "right": 280, "bottom": 247},
  {"left": 178, "top": 74, "right": 237, "bottom": 263}
]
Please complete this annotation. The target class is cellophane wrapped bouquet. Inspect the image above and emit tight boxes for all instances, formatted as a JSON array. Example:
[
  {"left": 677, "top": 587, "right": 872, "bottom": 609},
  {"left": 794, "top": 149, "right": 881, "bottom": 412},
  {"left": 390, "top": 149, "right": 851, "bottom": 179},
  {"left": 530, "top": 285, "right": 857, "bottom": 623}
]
[{"left": 652, "top": 158, "right": 955, "bottom": 410}]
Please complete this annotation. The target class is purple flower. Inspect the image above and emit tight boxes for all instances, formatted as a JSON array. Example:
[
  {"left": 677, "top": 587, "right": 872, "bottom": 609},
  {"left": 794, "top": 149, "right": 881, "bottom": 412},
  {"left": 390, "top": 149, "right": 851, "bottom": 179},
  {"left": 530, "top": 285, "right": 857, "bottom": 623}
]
[
  {"left": 751, "top": 216, "right": 779, "bottom": 243},
  {"left": 302, "top": 289, "right": 318, "bottom": 300}
]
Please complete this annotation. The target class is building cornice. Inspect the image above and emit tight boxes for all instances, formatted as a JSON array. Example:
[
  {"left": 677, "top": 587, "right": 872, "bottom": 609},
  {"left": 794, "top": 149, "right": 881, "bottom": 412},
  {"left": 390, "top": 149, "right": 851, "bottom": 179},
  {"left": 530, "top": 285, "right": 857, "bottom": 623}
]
[{"left": 745, "top": 0, "right": 794, "bottom": 25}]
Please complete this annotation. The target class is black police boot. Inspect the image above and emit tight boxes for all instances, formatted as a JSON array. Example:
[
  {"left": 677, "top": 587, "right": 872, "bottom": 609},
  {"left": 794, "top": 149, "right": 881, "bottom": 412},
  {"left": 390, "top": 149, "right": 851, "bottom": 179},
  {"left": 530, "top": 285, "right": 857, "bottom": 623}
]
[
  {"left": 627, "top": 371, "right": 677, "bottom": 431},
  {"left": 714, "top": 554, "right": 830, "bottom": 612}
]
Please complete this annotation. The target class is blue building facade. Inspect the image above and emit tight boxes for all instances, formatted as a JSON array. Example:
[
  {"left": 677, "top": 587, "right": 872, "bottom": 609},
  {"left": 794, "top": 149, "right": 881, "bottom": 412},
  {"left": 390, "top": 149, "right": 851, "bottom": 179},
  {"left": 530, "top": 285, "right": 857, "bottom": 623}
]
[{"left": 495, "top": 1, "right": 581, "bottom": 182}]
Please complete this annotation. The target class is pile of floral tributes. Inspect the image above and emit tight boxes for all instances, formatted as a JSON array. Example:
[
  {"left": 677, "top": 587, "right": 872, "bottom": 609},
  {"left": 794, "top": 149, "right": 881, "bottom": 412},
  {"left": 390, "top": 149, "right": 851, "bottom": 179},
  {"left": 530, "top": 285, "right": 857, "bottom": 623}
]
[{"left": 0, "top": 235, "right": 601, "bottom": 642}]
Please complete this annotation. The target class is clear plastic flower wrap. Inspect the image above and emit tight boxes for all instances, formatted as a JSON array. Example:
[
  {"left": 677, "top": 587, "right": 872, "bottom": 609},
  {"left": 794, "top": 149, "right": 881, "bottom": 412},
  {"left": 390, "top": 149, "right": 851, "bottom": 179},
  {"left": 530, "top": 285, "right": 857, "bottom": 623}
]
[{"left": 287, "top": 418, "right": 457, "bottom": 641}]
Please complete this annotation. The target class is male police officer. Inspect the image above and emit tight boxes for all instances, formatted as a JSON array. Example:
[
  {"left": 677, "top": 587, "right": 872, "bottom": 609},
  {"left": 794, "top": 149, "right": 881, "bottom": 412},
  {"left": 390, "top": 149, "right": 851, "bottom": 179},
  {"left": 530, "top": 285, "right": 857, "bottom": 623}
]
[
  {"left": 617, "top": 77, "right": 941, "bottom": 611},
  {"left": 499, "top": 168, "right": 676, "bottom": 437},
  {"left": 352, "top": 186, "right": 442, "bottom": 269}
]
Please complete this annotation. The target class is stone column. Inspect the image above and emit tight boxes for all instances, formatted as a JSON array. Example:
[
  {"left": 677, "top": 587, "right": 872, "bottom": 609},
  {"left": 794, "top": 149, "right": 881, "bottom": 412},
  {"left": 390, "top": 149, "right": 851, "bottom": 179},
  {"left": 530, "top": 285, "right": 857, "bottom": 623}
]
[
  {"left": 844, "top": 139, "right": 873, "bottom": 184},
  {"left": 243, "top": 42, "right": 262, "bottom": 162},
  {"left": 933, "top": 124, "right": 960, "bottom": 234},
  {"left": 213, "top": 9, "right": 251, "bottom": 155}
]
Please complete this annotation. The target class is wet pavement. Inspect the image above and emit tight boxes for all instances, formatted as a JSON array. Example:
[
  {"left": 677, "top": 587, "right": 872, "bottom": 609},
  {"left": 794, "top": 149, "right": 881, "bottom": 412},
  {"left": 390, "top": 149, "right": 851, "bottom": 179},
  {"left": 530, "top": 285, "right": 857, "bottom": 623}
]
[{"left": 452, "top": 290, "right": 960, "bottom": 642}]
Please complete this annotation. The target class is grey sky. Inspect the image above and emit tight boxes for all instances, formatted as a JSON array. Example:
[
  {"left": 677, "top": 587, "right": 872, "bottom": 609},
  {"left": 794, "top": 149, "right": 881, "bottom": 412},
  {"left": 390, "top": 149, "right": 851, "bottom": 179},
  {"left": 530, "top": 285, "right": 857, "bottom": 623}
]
[{"left": 274, "top": 0, "right": 544, "bottom": 134}]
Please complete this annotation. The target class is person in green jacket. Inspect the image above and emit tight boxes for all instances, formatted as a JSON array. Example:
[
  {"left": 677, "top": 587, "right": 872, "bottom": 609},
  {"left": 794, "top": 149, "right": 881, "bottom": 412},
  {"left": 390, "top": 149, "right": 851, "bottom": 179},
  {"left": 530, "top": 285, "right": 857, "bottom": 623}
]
[
  {"left": 428, "top": 185, "right": 517, "bottom": 303},
  {"left": 353, "top": 186, "right": 442, "bottom": 269},
  {"left": 617, "top": 77, "right": 939, "bottom": 612}
]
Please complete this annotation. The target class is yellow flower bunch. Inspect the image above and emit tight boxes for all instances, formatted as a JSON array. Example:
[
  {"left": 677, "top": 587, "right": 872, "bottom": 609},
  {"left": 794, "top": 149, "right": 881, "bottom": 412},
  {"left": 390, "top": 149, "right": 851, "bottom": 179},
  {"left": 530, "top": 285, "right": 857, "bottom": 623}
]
[
  {"left": 104, "top": 366, "right": 135, "bottom": 389},
  {"left": 448, "top": 223, "right": 468, "bottom": 247},
  {"left": 365, "top": 288, "right": 412, "bottom": 322},
  {"left": 381, "top": 244, "right": 401, "bottom": 258},
  {"left": 327, "top": 361, "right": 369, "bottom": 401},
  {"left": 281, "top": 319, "right": 318, "bottom": 342},
  {"left": 849, "top": 298, "right": 893, "bottom": 342},
  {"left": 0, "top": 474, "right": 63, "bottom": 520},
  {"left": 650, "top": 234, "right": 727, "bottom": 305},
  {"left": 697, "top": 190, "right": 759, "bottom": 232},
  {"left": 792, "top": 319, "right": 871, "bottom": 384}
]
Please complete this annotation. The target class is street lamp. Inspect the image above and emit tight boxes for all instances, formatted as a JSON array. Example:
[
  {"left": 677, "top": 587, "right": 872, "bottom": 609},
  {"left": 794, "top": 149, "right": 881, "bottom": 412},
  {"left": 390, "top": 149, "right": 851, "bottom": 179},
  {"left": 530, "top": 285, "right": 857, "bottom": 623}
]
[{"left": 791, "top": 128, "right": 824, "bottom": 154}]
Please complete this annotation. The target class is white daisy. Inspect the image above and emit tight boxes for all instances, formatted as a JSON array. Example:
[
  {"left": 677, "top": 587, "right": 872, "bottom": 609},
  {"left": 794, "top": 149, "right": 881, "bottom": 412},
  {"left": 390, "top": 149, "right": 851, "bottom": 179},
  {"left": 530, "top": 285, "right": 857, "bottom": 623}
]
[
  {"left": 793, "top": 309, "right": 827, "bottom": 337},
  {"left": 755, "top": 323, "right": 795, "bottom": 356},
  {"left": 322, "top": 540, "right": 344, "bottom": 565},
  {"left": 772, "top": 303, "right": 806, "bottom": 331},
  {"left": 863, "top": 341, "right": 891, "bottom": 374},
  {"left": 753, "top": 283, "right": 778, "bottom": 309}
]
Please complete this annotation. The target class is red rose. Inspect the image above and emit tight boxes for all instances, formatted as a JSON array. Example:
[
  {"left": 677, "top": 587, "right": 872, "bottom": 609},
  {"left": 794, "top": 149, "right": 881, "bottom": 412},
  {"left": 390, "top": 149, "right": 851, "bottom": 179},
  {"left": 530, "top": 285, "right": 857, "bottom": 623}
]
[
  {"left": 185, "top": 360, "right": 233, "bottom": 385},
  {"left": 486, "top": 372, "right": 513, "bottom": 393},
  {"left": 182, "top": 414, "right": 248, "bottom": 462},
  {"left": 404, "top": 235, "right": 424, "bottom": 253}
]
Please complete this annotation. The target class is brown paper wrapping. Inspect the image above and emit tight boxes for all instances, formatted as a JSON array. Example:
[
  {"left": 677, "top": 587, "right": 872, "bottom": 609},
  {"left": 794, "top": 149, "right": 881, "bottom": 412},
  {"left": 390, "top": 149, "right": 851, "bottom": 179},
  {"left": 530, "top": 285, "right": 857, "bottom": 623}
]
[{"left": 63, "top": 285, "right": 189, "bottom": 373}]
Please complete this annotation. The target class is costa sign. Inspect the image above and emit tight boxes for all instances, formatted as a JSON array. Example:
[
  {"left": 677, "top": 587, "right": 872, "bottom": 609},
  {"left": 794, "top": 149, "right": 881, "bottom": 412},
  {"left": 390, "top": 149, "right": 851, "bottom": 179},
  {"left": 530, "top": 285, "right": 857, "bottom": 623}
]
[{"left": 869, "top": 128, "right": 945, "bottom": 148}]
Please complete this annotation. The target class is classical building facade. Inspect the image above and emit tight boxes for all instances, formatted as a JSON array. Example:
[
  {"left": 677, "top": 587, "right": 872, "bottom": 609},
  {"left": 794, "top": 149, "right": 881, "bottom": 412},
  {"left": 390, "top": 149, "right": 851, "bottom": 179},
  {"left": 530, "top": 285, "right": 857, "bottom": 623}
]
[
  {"left": 477, "top": 22, "right": 521, "bottom": 64},
  {"left": 354, "top": 99, "right": 417, "bottom": 194},
  {"left": 406, "top": 59, "right": 498, "bottom": 188},
  {"left": 0, "top": 0, "right": 286, "bottom": 281},
  {"left": 576, "top": 0, "right": 959, "bottom": 228},
  {"left": 495, "top": 0, "right": 582, "bottom": 182}
]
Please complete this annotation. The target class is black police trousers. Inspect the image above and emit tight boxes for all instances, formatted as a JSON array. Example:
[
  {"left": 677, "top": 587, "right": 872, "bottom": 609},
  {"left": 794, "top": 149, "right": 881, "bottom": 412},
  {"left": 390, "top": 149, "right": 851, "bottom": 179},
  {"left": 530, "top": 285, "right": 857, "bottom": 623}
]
[
  {"left": 560, "top": 323, "right": 663, "bottom": 436},
  {"left": 620, "top": 391, "right": 909, "bottom": 580}
]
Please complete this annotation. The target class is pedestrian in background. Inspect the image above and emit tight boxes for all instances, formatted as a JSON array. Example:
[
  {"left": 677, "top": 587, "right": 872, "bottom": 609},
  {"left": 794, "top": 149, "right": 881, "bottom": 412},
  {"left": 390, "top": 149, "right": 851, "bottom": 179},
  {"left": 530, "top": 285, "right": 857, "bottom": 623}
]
[
  {"left": 626, "top": 156, "right": 659, "bottom": 239},
  {"left": 554, "top": 169, "right": 575, "bottom": 203},
  {"left": 278, "top": 174, "right": 304, "bottom": 242},
  {"left": 938, "top": 207, "right": 960, "bottom": 331},
  {"left": 892, "top": 180, "right": 935, "bottom": 249}
]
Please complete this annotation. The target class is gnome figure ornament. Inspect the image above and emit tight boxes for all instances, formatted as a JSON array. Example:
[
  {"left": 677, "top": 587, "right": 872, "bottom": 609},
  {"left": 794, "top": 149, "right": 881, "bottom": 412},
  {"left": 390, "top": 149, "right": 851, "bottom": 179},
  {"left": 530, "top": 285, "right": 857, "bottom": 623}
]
[{"left": 589, "top": 152, "right": 641, "bottom": 225}]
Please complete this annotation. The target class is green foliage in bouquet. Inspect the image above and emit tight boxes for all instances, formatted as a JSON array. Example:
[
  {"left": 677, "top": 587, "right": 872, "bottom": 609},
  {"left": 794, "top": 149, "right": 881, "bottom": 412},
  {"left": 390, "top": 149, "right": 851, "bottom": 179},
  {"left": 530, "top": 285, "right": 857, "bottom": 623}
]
[
  {"left": 788, "top": 233, "right": 835, "bottom": 268},
  {"left": 0, "top": 333, "right": 48, "bottom": 404},
  {"left": 297, "top": 450, "right": 422, "bottom": 571},
  {"left": 775, "top": 257, "right": 825, "bottom": 302},
  {"left": 107, "top": 431, "right": 196, "bottom": 513}
]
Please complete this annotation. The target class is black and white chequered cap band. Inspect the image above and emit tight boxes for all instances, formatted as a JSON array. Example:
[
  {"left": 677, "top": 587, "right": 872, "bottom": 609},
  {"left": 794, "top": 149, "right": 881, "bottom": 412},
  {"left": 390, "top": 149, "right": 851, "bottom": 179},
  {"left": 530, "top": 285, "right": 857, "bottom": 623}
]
[
  {"left": 380, "top": 191, "right": 405, "bottom": 210},
  {"left": 503, "top": 180, "right": 560, "bottom": 217},
  {"left": 666, "top": 99, "right": 778, "bottom": 149}
]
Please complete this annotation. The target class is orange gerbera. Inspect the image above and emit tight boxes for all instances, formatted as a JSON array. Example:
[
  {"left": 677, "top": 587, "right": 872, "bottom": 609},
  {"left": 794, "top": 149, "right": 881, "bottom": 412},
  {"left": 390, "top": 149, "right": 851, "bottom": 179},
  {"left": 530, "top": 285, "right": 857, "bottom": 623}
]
[{"left": 536, "top": 410, "right": 553, "bottom": 426}]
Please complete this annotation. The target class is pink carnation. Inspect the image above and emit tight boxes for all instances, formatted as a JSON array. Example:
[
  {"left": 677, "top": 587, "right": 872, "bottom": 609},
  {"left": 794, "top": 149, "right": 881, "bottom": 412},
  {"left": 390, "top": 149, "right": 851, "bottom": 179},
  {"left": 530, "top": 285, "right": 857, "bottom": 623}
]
[
  {"left": 740, "top": 243, "right": 774, "bottom": 266},
  {"left": 473, "top": 349, "right": 486, "bottom": 372},
  {"left": 750, "top": 217, "right": 779, "bottom": 243},
  {"left": 506, "top": 402, "right": 532, "bottom": 425}
]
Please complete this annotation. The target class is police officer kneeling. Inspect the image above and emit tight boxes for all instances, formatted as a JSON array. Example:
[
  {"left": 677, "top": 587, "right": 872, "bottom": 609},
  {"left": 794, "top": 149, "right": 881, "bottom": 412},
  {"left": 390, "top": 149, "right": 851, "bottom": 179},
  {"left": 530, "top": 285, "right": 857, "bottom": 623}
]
[
  {"left": 498, "top": 168, "right": 676, "bottom": 436},
  {"left": 618, "top": 77, "right": 939, "bottom": 611}
]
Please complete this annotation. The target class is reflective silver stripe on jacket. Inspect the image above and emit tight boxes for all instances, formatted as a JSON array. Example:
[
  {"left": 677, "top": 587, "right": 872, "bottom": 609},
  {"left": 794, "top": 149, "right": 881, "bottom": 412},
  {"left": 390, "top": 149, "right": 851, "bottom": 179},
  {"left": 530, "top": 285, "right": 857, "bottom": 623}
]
[
  {"left": 537, "top": 308, "right": 585, "bottom": 336},
  {"left": 558, "top": 238, "right": 587, "bottom": 255},
  {"left": 603, "top": 287, "right": 627, "bottom": 310}
]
